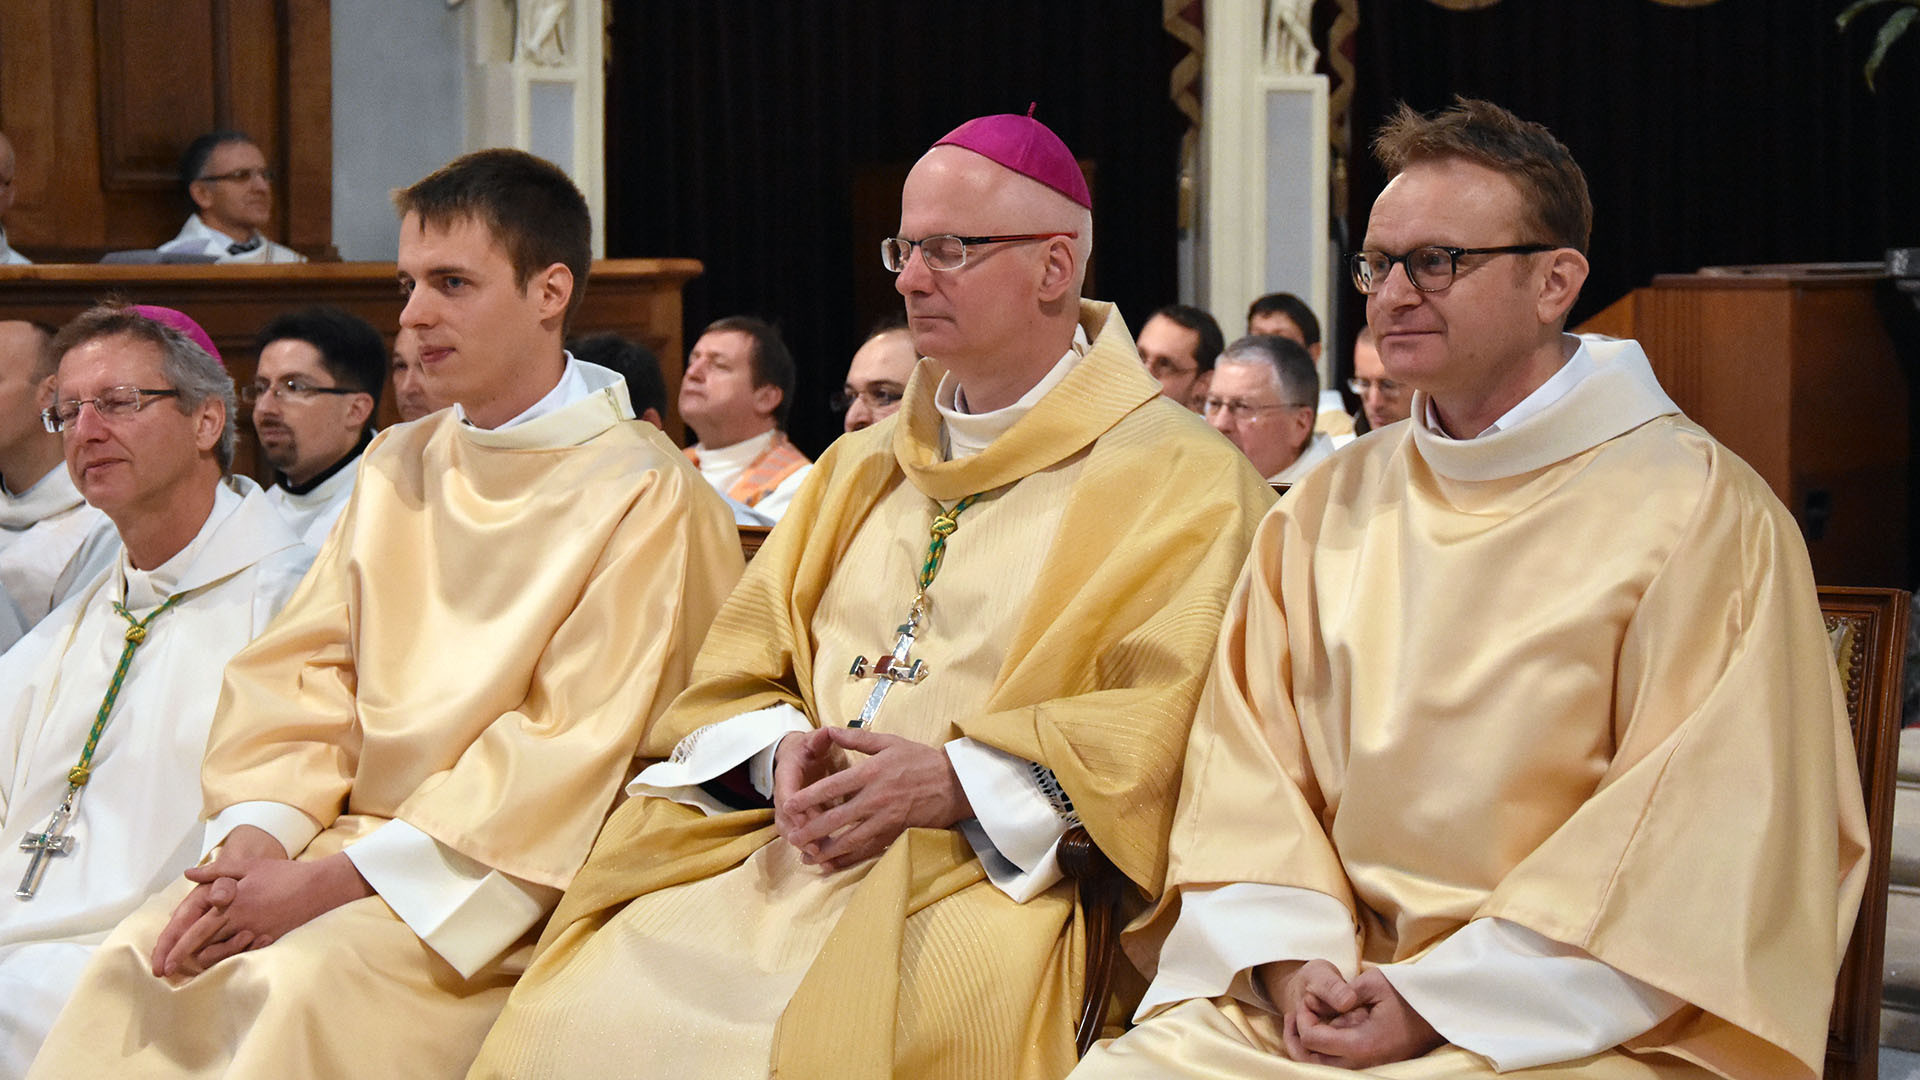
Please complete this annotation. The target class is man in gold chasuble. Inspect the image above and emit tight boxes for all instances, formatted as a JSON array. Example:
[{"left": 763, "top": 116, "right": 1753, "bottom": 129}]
[
  {"left": 28, "top": 150, "right": 743, "bottom": 1079},
  {"left": 468, "top": 113, "right": 1274, "bottom": 1080},
  {"left": 1070, "top": 99, "right": 1868, "bottom": 1080}
]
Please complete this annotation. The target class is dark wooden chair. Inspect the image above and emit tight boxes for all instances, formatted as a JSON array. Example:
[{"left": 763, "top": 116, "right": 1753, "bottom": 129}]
[
  {"left": 735, "top": 526, "right": 1131, "bottom": 1056},
  {"left": 1055, "top": 586, "right": 1916, "bottom": 1068},
  {"left": 1821, "top": 586, "right": 1909, "bottom": 1080},
  {"left": 738, "top": 524, "right": 772, "bottom": 563},
  {"left": 1060, "top": 826, "right": 1128, "bottom": 1055}
]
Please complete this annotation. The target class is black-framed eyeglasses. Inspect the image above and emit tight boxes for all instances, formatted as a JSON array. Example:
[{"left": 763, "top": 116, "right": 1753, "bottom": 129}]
[
  {"left": 42, "top": 387, "right": 181, "bottom": 432},
  {"left": 831, "top": 386, "right": 905, "bottom": 412},
  {"left": 1199, "top": 398, "right": 1315, "bottom": 422},
  {"left": 196, "top": 166, "right": 276, "bottom": 185},
  {"left": 1347, "top": 244, "right": 1558, "bottom": 294},
  {"left": 241, "top": 376, "right": 365, "bottom": 405},
  {"left": 881, "top": 232, "right": 1079, "bottom": 273}
]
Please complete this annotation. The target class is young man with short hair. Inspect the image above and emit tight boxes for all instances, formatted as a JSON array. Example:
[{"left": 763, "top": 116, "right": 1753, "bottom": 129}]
[{"left": 30, "top": 149, "right": 743, "bottom": 1079}]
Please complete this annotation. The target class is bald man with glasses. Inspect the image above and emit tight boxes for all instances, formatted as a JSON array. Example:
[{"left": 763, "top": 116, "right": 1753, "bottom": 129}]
[
  {"left": 468, "top": 109, "right": 1272, "bottom": 1080},
  {"left": 1348, "top": 325, "right": 1411, "bottom": 432}
]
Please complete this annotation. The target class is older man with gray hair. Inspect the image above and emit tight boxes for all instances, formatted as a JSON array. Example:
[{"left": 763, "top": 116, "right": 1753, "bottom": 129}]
[
  {"left": 1203, "top": 334, "right": 1344, "bottom": 485},
  {"left": 0, "top": 304, "right": 311, "bottom": 1073}
]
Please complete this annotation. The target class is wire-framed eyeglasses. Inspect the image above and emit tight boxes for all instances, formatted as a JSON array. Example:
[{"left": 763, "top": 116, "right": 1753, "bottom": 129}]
[
  {"left": 1347, "top": 244, "right": 1557, "bottom": 294},
  {"left": 1200, "top": 398, "right": 1315, "bottom": 423},
  {"left": 881, "top": 232, "right": 1078, "bottom": 273},
  {"left": 42, "top": 387, "right": 181, "bottom": 432},
  {"left": 241, "top": 376, "right": 366, "bottom": 405},
  {"left": 196, "top": 166, "right": 276, "bottom": 185}
]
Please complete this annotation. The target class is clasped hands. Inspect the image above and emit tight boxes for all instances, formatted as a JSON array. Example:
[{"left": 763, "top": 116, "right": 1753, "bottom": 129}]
[
  {"left": 773, "top": 726, "right": 973, "bottom": 872},
  {"left": 149, "top": 825, "right": 373, "bottom": 978},
  {"left": 1259, "top": 958, "right": 1445, "bottom": 1069}
]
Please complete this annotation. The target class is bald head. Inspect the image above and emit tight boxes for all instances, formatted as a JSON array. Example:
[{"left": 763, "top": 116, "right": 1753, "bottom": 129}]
[
  {"left": 0, "top": 320, "right": 58, "bottom": 488},
  {"left": 912, "top": 146, "right": 1092, "bottom": 285},
  {"left": 893, "top": 146, "right": 1093, "bottom": 411}
]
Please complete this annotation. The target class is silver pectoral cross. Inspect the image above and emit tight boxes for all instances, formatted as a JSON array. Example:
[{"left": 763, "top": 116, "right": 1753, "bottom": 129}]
[
  {"left": 16, "top": 789, "right": 78, "bottom": 900},
  {"left": 848, "top": 609, "right": 930, "bottom": 729}
]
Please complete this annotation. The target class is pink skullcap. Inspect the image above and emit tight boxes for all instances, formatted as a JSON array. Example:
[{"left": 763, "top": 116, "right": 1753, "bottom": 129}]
[
  {"left": 131, "top": 304, "right": 223, "bottom": 367},
  {"left": 933, "top": 103, "right": 1091, "bottom": 208}
]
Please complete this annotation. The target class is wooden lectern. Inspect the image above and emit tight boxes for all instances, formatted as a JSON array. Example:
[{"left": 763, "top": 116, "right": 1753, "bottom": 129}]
[
  {"left": 1582, "top": 265, "right": 1909, "bottom": 588},
  {"left": 0, "top": 259, "right": 701, "bottom": 482}
]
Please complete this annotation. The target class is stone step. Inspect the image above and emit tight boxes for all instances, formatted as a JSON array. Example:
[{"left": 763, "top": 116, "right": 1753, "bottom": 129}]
[
  {"left": 1887, "top": 885, "right": 1920, "bottom": 1011},
  {"left": 1895, "top": 784, "right": 1920, "bottom": 888}
]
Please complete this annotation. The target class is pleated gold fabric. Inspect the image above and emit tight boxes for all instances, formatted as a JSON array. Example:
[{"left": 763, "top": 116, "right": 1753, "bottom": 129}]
[
  {"left": 26, "top": 384, "right": 745, "bottom": 1078},
  {"left": 468, "top": 301, "right": 1277, "bottom": 1080},
  {"left": 1105, "top": 365, "right": 1867, "bottom": 1079},
  {"left": 1078, "top": 998, "right": 1708, "bottom": 1079}
]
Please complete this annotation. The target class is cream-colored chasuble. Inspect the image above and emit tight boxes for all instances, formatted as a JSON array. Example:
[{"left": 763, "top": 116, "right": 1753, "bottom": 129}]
[
  {"left": 1075, "top": 341, "right": 1867, "bottom": 1080},
  {"left": 27, "top": 378, "right": 744, "bottom": 1080},
  {"left": 469, "top": 301, "right": 1276, "bottom": 1080}
]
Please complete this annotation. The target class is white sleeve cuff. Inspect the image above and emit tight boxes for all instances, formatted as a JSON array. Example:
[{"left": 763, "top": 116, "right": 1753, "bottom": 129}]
[
  {"left": 202, "top": 801, "right": 321, "bottom": 861},
  {"left": 343, "top": 819, "right": 559, "bottom": 979},
  {"left": 946, "top": 738, "right": 1072, "bottom": 903},
  {"left": 1378, "top": 918, "right": 1685, "bottom": 1070},
  {"left": 1136, "top": 882, "right": 1358, "bottom": 1020},
  {"left": 626, "top": 704, "right": 811, "bottom": 815}
]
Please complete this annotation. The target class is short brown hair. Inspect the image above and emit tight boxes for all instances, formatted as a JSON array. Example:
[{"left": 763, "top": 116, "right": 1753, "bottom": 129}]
[
  {"left": 393, "top": 148, "right": 593, "bottom": 327},
  {"left": 1371, "top": 97, "right": 1592, "bottom": 254}
]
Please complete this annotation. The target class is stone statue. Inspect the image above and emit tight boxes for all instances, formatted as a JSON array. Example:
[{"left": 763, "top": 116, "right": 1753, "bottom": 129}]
[
  {"left": 1266, "top": 0, "right": 1319, "bottom": 75},
  {"left": 518, "top": 0, "right": 570, "bottom": 66}
]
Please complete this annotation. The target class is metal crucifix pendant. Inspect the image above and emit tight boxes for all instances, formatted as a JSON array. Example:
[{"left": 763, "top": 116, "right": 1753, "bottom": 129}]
[
  {"left": 848, "top": 606, "right": 930, "bottom": 729},
  {"left": 16, "top": 791, "right": 78, "bottom": 900}
]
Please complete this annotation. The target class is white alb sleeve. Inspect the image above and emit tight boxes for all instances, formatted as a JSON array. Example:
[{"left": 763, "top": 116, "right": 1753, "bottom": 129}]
[
  {"left": 343, "top": 819, "right": 559, "bottom": 979},
  {"left": 945, "top": 737, "right": 1077, "bottom": 903},
  {"left": 1135, "top": 882, "right": 1359, "bottom": 1020},
  {"left": 201, "top": 800, "right": 321, "bottom": 860},
  {"left": 1378, "top": 917, "right": 1685, "bottom": 1070},
  {"left": 625, "top": 704, "right": 812, "bottom": 814}
]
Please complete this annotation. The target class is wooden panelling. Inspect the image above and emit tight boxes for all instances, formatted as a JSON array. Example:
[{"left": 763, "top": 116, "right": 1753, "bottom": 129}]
[
  {"left": 95, "top": 0, "right": 219, "bottom": 191},
  {"left": 0, "top": 0, "right": 331, "bottom": 261},
  {"left": 0, "top": 258, "right": 704, "bottom": 480}
]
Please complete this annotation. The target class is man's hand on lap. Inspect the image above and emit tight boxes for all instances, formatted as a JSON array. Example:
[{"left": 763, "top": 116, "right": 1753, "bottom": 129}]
[
  {"left": 153, "top": 838, "right": 373, "bottom": 978},
  {"left": 1262, "top": 959, "right": 1360, "bottom": 1064},
  {"left": 1290, "top": 967, "right": 1444, "bottom": 1068},
  {"left": 151, "top": 825, "right": 289, "bottom": 976},
  {"left": 779, "top": 727, "right": 973, "bottom": 871},
  {"left": 773, "top": 728, "right": 848, "bottom": 839}
]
